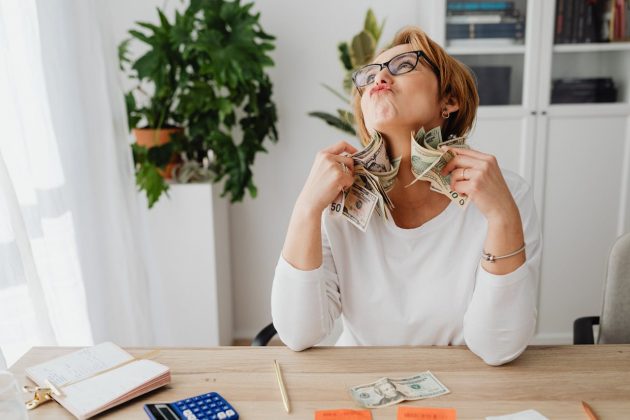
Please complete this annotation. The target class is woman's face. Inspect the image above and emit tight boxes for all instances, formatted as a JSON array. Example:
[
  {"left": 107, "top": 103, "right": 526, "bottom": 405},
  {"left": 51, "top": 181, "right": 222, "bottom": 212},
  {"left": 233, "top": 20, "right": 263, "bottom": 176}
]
[{"left": 359, "top": 43, "right": 442, "bottom": 137}]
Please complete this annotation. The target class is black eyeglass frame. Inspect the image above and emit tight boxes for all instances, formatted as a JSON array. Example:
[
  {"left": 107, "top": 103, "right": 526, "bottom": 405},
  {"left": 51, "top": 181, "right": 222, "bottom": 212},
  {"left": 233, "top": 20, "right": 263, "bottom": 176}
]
[{"left": 351, "top": 50, "right": 440, "bottom": 90}]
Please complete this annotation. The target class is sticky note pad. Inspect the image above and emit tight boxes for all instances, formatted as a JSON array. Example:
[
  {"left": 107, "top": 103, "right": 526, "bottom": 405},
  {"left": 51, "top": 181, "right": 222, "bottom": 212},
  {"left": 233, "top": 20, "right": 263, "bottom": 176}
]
[
  {"left": 398, "top": 406, "right": 457, "bottom": 419},
  {"left": 315, "top": 408, "right": 372, "bottom": 419}
]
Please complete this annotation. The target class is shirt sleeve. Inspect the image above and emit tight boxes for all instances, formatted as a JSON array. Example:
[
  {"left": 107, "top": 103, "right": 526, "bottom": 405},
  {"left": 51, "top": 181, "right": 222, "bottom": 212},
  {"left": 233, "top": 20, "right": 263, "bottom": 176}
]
[
  {"left": 271, "top": 216, "right": 342, "bottom": 351},
  {"left": 463, "top": 178, "right": 542, "bottom": 366}
]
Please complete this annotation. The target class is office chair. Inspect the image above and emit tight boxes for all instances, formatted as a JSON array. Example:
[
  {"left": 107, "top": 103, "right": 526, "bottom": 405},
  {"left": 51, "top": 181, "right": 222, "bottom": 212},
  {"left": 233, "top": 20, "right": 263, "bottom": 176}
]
[
  {"left": 574, "top": 232, "right": 630, "bottom": 344},
  {"left": 251, "top": 322, "right": 277, "bottom": 346}
]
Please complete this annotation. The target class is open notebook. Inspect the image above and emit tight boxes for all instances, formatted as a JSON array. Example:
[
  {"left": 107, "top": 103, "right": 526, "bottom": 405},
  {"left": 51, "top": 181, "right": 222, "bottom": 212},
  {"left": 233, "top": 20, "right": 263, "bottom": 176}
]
[{"left": 25, "top": 342, "right": 170, "bottom": 419}]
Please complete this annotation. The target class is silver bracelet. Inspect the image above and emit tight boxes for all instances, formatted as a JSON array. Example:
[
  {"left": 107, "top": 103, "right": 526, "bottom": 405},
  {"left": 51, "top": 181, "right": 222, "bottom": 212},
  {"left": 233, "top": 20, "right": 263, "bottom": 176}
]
[{"left": 482, "top": 244, "right": 526, "bottom": 263}]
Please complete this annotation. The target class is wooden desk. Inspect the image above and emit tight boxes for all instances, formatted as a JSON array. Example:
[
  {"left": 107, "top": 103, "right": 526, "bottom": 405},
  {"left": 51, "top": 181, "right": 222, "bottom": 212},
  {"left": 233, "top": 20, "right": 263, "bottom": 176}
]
[{"left": 9, "top": 345, "right": 630, "bottom": 419}]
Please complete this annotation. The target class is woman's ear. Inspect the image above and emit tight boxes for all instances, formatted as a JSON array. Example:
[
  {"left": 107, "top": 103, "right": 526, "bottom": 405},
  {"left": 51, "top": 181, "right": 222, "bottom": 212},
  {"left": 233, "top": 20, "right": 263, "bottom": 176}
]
[{"left": 442, "top": 95, "right": 460, "bottom": 114}]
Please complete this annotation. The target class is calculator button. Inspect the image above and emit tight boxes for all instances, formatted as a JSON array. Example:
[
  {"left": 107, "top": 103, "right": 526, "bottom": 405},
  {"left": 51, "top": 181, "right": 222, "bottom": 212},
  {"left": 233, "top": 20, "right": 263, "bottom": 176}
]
[
  {"left": 226, "top": 409, "right": 236, "bottom": 417},
  {"left": 218, "top": 413, "right": 227, "bottom": 420}
]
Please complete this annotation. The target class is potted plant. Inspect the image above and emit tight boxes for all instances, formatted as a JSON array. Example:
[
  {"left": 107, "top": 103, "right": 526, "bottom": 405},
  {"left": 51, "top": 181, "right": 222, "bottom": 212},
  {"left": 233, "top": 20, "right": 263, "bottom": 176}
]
[
  {"left": 309, "top": 9, "right": 385, "bottom": 136},
  {"left": 119, "top": 0, "right": 278, "bottom": 208}
]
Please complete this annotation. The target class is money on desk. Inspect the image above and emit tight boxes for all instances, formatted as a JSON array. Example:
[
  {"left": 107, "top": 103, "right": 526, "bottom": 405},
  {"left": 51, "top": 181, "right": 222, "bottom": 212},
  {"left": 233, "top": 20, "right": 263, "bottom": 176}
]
[{"left": 348, "top": 371, "right": 450, "bottom": 409}]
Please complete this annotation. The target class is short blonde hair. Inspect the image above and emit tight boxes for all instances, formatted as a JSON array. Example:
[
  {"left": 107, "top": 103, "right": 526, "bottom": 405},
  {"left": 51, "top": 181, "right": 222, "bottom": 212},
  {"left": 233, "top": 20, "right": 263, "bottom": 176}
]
[{"left": 352, "top": 26, "right": 479, "bottom": 146}]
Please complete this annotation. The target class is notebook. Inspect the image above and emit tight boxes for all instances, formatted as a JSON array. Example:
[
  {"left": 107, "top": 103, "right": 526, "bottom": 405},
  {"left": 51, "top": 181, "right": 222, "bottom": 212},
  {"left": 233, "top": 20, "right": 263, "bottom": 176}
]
[{"left": 25, "top": 342, "right": 170, "bottom": 419}]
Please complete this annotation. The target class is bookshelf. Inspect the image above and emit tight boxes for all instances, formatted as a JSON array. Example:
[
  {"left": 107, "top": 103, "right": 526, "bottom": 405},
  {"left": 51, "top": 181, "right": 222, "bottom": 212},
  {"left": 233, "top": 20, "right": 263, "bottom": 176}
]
[
  {"left": 419, "top": 0, "right": 630, "bottom": 345},
  {"left": 553, "top": 41, "right": 630, "bottom": 52}
]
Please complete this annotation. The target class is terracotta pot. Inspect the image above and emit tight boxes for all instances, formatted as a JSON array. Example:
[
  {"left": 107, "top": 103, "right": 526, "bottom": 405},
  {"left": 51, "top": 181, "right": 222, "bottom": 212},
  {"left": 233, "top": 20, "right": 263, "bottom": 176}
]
[
  {"left": 133, "top": 127, "right": 183, "bottom": 148},
  {"left": 133, "top": 127, "right": 183, "bottom": 179}
]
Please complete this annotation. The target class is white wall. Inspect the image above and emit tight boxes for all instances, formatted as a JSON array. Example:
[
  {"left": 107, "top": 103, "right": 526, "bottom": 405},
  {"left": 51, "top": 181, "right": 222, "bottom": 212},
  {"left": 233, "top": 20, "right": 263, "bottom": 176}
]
[{"left": 106, "top": 0, "right": 432, "bottom": 340}]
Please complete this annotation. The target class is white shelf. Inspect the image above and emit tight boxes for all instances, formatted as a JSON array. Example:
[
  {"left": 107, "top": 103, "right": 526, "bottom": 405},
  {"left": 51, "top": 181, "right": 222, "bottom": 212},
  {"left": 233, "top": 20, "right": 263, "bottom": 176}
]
[
  {"left": 553, "top": 42, "right": 630, "bottom": 53},
  {"left": 447, "top": 45, "right": 526, "bottom": 55},
  {"left": 547, "top": 102, "right": 630, "bottom": 117}
]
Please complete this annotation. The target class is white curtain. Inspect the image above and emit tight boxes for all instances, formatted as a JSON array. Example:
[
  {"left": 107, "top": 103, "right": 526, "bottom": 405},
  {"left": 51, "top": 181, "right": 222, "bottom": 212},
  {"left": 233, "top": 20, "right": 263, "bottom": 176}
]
[{"left": 0, "top": 0, "right": 154, "bottom": 366}]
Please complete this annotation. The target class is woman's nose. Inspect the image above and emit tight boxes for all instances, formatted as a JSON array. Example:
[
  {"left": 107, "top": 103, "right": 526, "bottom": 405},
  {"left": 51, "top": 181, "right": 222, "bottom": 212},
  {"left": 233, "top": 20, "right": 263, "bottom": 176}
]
[{"left": 374, "top": 66, "right": 392, "bottom": 85}]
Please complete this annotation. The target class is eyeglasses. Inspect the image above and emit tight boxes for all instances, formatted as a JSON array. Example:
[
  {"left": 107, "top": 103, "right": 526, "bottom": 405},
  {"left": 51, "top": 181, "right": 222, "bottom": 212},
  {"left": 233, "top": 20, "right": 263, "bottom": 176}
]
[{"left": 351, "top": 50, "right": 440, "bottom": 89}]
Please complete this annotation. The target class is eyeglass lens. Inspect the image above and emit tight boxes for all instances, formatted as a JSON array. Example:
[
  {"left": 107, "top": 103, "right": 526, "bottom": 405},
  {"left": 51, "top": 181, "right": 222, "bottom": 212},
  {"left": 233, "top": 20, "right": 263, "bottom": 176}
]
[{"left": 354, "top": 52, "right": 420, "bottom": 87}]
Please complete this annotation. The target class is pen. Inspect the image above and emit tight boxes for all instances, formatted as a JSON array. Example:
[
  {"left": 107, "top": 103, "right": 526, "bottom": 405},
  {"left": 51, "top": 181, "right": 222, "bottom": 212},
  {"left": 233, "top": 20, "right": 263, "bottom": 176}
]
[
  {"left": 273, "top": 359, "right": 291, "bottom": 413},
  {"left": 581, "top": 401, "right": 598, "bottom": 420}
]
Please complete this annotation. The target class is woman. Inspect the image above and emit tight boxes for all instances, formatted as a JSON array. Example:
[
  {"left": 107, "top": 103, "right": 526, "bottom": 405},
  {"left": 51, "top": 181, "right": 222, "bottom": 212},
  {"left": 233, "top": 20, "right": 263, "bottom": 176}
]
[{"left": 271, "top": 27, "right": 541, "bottom": 366}]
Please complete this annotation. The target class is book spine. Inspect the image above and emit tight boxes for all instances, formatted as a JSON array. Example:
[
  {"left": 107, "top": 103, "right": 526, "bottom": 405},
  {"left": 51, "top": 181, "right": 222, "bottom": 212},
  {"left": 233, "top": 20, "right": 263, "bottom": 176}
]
[
  {"left": 576, "top": 0, "right": 587, "bottom": 42},
  {"left": 592, "top": 0, "right": 605, "bottom": 41},
  {"left": 566, "top": 0, "right": 576, "bottom": 42},
  {"left": 583, "top": 2, "right": 595, "bottom": 42},
  {"left": 555, "top": 0, "right": 566, "bottom": 43}
]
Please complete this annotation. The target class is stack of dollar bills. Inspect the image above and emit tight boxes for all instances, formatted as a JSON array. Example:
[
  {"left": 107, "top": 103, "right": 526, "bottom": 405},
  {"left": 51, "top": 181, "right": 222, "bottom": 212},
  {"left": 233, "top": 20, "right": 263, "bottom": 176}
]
[{"left": 331, "top": 126, "right": 469, "bottom": 231}]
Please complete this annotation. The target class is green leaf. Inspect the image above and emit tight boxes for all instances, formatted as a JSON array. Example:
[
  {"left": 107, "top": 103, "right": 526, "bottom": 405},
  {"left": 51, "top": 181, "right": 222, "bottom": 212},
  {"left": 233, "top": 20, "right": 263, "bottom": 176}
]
[
  {"left": 128, "top": 29, "right": 153, "bottom": 45},
  {"left": 135, "top": 162, "right": 169, "bottom": 208},
  {"left": 363, "top": 9, "right": 379, "bottom": 42},
  {"left": 337, "top": 42, "right": 353, "bottom": 71},
  {"left": 350, "top": 30, "right": 376, "bottom": 68},
  {"left": 308, "top": 111, "right": 356, "bottom": 136},
  {"left": 118, "top": 39, "right": 132, "bottom": 69},
  {"left": 132, "top": 50, "right": 161, "bottom": 81},
  {"left": 337, "top": 109, "right": 355, "bottom": 127},
  {"left": 321, "top": 83, "right": 350, "bottom": 105}
]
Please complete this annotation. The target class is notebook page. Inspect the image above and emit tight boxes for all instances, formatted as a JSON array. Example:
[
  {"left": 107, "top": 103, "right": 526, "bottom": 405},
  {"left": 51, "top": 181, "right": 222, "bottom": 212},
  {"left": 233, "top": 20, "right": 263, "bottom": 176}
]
[
  {"left": 58, "top": 359, "right": 169, "bottom": 418},
  {"left": 26, "top": 342, "right": 133, "bottom": 387}
]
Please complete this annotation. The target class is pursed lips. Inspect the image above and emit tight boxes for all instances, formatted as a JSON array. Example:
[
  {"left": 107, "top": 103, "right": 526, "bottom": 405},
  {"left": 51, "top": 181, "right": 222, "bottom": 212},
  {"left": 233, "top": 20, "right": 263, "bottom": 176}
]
[{"left": 370, "top": 84, "right": 391, "bottom": 96}]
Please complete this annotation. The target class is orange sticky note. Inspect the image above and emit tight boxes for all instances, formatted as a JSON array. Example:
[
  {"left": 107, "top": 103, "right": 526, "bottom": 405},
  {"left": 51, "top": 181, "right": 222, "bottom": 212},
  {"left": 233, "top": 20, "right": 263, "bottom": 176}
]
[
  {"left": 397, "top": 406, "right": 457, "bottom": 420},
  {"left": 315, "top": 408, "right": 372, "bottom": 420}
]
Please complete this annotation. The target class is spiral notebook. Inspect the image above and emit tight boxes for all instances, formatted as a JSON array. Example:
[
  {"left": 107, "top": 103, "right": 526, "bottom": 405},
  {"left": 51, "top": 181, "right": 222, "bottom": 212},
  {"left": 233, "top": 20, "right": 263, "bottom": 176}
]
[{"left": 25, "top": 342, "right": 170, "bottom": 419}]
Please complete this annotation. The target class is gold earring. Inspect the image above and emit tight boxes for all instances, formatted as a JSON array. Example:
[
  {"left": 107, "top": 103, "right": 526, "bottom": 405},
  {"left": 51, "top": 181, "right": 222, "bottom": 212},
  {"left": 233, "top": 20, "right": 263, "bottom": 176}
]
[{"left": 441, "top": 109, "right": 450, "bottom": 119}]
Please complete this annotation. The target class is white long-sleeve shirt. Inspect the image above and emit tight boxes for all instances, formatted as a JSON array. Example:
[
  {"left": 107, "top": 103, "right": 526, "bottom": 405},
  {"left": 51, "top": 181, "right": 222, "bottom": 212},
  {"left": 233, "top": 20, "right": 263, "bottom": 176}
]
[{"left": 271, "top": 170, "right": 542, "bottom": 366}]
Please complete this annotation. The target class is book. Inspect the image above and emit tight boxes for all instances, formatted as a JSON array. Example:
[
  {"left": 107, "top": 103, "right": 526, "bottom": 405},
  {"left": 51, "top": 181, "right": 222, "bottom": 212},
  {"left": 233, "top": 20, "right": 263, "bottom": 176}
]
[
  {"left": 446, "top": 22, "right": 525, "bottom": 39},
  {"left": 25, "top": 342, "right": 170, "bottom": 419},
  {"left": 447, "top": 2, "right": 514, "bottom": 12},
  {"left": 447, "top": 37, "right": 522, "bottom": 47}
]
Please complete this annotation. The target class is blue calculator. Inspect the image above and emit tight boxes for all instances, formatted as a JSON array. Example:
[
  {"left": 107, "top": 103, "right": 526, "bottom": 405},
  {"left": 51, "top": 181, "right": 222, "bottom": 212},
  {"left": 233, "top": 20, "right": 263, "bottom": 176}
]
[{"left": 144, "top": 391, "right": 239, "bottom": 420}]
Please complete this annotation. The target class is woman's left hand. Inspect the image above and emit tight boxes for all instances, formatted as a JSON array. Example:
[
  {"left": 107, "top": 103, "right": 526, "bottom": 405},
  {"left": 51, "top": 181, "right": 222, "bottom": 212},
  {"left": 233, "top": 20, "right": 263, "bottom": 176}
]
[{"left": 440, "top": 146, "right": 518, "bottom": 223}]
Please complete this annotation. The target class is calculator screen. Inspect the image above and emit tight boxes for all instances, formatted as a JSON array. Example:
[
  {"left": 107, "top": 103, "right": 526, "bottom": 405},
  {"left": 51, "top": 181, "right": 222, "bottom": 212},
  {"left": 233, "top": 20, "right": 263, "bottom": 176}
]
[{"left": 146, "top": 403, "right": 180, "bottom": 420}]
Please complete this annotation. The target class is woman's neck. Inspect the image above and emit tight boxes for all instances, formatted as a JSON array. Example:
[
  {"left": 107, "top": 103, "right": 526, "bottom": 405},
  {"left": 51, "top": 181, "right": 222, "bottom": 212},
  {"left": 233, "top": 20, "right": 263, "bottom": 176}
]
[{"left": 380, "top": 128, "right": 450, "bottom": 227}]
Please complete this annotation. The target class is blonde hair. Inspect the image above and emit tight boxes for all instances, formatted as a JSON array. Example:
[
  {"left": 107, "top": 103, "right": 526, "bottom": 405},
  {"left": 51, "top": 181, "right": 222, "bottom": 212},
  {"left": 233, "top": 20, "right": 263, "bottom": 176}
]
[{"left": 352, "top": 26, "right": 479, "bottom": 146}]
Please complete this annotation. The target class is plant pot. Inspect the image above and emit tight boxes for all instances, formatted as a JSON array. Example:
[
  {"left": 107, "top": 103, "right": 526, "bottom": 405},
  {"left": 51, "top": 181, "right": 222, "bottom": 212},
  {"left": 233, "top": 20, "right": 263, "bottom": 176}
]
[{"left": 133, "top": 127, "right": 183, "bottom": 179}]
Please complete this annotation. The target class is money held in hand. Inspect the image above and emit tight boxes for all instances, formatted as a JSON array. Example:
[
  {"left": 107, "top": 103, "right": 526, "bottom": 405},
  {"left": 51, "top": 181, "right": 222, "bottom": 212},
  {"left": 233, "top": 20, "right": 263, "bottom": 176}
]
[
  {"left": 331, "top": 126, "right": 470, "bottom": 232},
  {"left": 330, "top": 131, "right": 400, "bottom": 232},
  {"left": 348, "top": 371, "right": 450, "bottom": 409},
  {"left": 409, "top": 126, "right": 470, "bottom": 207}
]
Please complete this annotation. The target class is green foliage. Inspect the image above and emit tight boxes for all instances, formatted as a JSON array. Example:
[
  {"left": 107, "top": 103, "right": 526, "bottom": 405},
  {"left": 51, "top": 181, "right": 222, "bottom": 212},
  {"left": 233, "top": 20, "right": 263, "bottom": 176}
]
[
  {"left": 309, "top": 8, "right": 386, "bottom": 137},
  {"left": 120, "top": 0, "right": 278, "bottom": 207}
]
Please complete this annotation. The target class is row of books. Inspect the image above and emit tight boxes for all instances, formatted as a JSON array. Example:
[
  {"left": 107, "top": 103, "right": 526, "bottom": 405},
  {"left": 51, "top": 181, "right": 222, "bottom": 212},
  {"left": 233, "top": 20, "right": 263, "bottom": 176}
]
[
  {"left": 446, "top": 1, "right": 525, "bottom": 45},
  {"left": 551, "top": 77, "right": 618, "bottom": 103},
  {"left": 555, "top": 0, "right": 630, "bottom": 43}
]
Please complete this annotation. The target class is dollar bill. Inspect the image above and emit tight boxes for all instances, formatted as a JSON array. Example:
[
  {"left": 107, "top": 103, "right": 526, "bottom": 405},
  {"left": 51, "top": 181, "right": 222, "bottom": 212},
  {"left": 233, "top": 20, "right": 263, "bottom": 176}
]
[
  {"left": 330, "top": 131, "right": 400, "bottom": 230},
  {"left": 349, "top": 371, "right": 450, "bottom": 409},
  {"left": 409, "top": 126, "right": 470, "bottom": 207},
  {"left": 341, "top": 184, "right": 379, "bottom": 232}
]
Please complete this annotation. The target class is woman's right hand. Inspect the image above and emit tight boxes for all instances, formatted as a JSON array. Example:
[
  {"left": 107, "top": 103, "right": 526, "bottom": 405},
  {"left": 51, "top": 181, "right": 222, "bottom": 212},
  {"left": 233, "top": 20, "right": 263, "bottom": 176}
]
[{"left": 295, "top": 141, "right": 357, "bottom": 217}]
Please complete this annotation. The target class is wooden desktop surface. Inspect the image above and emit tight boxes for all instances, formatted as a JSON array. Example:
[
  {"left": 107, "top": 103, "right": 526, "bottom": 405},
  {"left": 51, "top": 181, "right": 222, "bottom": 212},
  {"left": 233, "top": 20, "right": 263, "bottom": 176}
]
[{"left": 10, "top": 345, "right": 630, "bottom": 419}]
